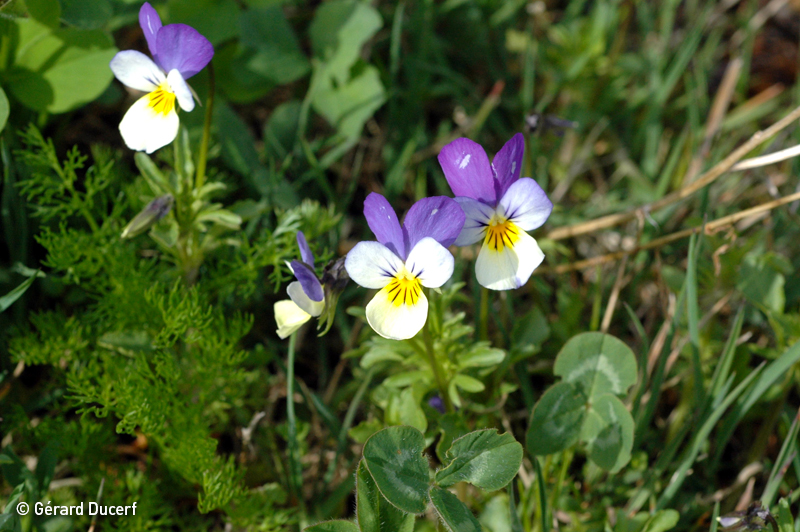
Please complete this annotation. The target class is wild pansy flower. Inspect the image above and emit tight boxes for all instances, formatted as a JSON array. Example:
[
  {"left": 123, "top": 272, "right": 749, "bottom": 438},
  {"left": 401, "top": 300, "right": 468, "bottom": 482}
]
[
  {"left": 274, "top": 232, "right": 347, "bottom": 339},
  {"left": 345, "top": 193, "right": 465, "bottom": 341},
  {"left": 110, "top": 2, "right": 213, "bottom": 154},
  {"left": 438, "top": 134, "right": 553, "bottom": 290}
]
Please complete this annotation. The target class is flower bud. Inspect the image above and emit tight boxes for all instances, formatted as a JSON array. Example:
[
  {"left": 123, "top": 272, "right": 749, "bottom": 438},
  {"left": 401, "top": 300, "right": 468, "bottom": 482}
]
[
  {"left": 317, "top": 257, "right": 349, "bottom": 336},
  {"left": 121, "top": 194, "right": 174, "bottom": 239}
]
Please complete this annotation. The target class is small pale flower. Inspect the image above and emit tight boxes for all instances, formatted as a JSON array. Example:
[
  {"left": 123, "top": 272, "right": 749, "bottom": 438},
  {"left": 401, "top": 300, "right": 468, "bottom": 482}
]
[
  {"left": 110, "top": 2, "right": 213, "bottom": 154},
  {"left": 345, "top": 193, "right": 465, "bottom": 341},
  {"left": 438, "top": 134, "right": 553, "bottom": 290},
  {"left": 275, "top": 232, "right": 326, "bottom": 339}
]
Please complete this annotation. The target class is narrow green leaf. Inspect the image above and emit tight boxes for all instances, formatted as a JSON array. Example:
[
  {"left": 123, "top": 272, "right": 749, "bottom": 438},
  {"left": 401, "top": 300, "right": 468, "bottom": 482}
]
[
  {"left": 0, "top": 272, "right": 41, "bottom": 313},
  {"left": 304, "top": 520, "right": 359, "bottom": 532},
  {"left": 0, "top": 87, "right": 9, "bottom": 133},
  {"left": 356, "top": 459, "right": 414, "bottom": 532},
  {"left": 435, "top": 430, "right": 522, "bottom": 491},
  {"left": 553, "top": 332, "right": 638, "bottom": 399},
  {"left": 429, "top": 486, "right": 482, "bottom": 532},
  {"left": 640, "top": 510, "right": 680, "bottom": 532},
  {"left": 134, "top": 152, "right": 173, "bottom": 195},
  {"left": 363, "top": 426, "right": 430, "bottom": 514},
  {"left": 527, "top": 381, "right": 586, "bottom": 456}
]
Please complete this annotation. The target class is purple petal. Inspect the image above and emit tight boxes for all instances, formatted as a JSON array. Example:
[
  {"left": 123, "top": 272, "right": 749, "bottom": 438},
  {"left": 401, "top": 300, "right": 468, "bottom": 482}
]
[
  {"left": 403, "top": 196, "right": 465, "bottom": 250},
  {"left": 139, "top": 3, "right": 162, "bottom": 60},
  {"left": 291, "top": 260, "right": 324, "bottom": 302},
  {"left": 437, "top": 138, "right": 496, "bottom": 204},
  {"left": 155, "top": 24, "right": 214, "bottom": 79},
  {"left": 499, "top": 178, "right": 553, "bottom": 231},
  {"left": 364, "top": 193, "right": 405, "bottom": 259},
  {"left": 296, "top": 232, "right": 314, "bottom": 267},
  {"left": 492, "top": 133, "right": 525, "bottom": 199}
]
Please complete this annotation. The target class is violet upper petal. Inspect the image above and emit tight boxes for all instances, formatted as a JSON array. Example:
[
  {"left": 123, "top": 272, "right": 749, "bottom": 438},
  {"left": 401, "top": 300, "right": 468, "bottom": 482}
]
[
  {"left": 296, "top": 232, "right": 315, "bottom": 267},
  {"left": 139, "top": 2, "right": 162, "bottom": 60},
  {"left": 438, "top": 137, "right": 496, "bottom": 204},
  {"left": 492, "top": 133, "right": 525, "bottom": 199},
  {"left": 403, "top": 196, "right": 465, "bottom": 250},
  {"left": 364, "top": 192, "right": 405, "bottom": 258},
  {"left": 155, "top": 23, "right": 214, "bottom": 79},
  {"left": 291, "top": 260, "right": 324, "bottom": 302}
]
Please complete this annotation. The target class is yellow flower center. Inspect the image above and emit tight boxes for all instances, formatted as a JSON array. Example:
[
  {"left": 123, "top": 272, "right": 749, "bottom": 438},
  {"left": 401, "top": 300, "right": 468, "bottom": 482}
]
[
  {"left": 384, "top": 273, "right": 422, "bottom": 307},
  {"left": 484, "top": 216, "right": 520, "bottom": 252},
  {"left": 148, "top": 82, "right": 176, "bottom": 116}
]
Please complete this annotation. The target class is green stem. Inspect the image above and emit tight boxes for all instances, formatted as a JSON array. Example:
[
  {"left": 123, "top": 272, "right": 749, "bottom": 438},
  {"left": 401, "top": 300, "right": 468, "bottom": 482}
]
[
  {"left": 479, "top": 286, "right": 489, "bottom": 341},
  {"left": 286, "top": 333, "right": 306, "bottom": 515},
  {"left": 422, "top": 310, "right": 453, "bottom": 413},
  {"left": 195, "top": 62, "right": 215, "bottom": 192}
]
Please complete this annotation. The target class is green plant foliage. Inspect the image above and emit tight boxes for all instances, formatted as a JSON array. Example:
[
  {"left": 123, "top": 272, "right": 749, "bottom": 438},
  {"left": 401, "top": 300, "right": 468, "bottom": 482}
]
[
  {"left": 429, "top": 486, "right": 482, "bottom": 532},
  {"left": 355, "top": 459, "right": 414, "bottom": 532},
  {"left": 362, "top": 426, "right": 429, "bottom": 514},
  {"left": 5, "top": 19, "right": 117, "bottom": 113},
  {"left": 435, "top": 429, "right": 523, "bottom": 491},
  {"left": 528, "top": 332, "right": 638, "bottom": 471},
  {"left": 305, "top": 521, "right": 360, "bottom": 532},
  {"left": 0, "top": 87, "right": 8, "bottom": 133}
]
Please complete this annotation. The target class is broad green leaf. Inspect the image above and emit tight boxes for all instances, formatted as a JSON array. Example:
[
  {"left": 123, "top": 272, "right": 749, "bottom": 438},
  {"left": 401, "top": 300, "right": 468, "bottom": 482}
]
[
  {"left": 479, "top": 493, "right": 512, "bottom": 532},
  {"left": 385, "top": 388, "right": 427, "bottom": 433},
  {"left": 457, "top": 346, "right": 505, "bottom": 369},
  {"left": 10, "top": 20, "right": 117, "bottom": 113},
  {"left": 363, "top": 426, "right": 430, "bottom": 514},
  {"left": 361, "top": 345, "right": 404, "bottom": 369},
  {"left": 168, "top": 0, "right": 240, "bottom": 45},
  {"left": 60, "top": 0, "right": 113, "bottom": 29},
  {"left": 309, "top": 0, "right": 382, "bottom": 82},
  {"left": 0, "top": 87, "right": 9, "bottom": 133},
  {"left": 264, "top": 100, "right": 302, "bottom": 159},
  {"left": 312, "top": 64, "right": 386, "bottom": 141},
  {"left": 526, "top": 381, "right": 586, "bottom": 456},
  {"left": 356, "top": 460, "right": 414, "bottom": 532},
  {"left": 553, "top": 332, "right": 637, "bottom": 399},
  {"left": 384, "top": 371, "right": 431, "bottom": 388},
  {"left": 0, "top": 271, "right": 41, "bottom": 313},
  {"left": 429, "top": 486, "right": 481, "bottom": 532},
  {"left": 452, "top": 375, "right": 485, "bottom": 393},
  {"left": 26, "top": 0, "right": 61, "bottom": 27},
  {"left": 737, "top": 253, "right": 786, "bottom": 314},
  {"left": 435, "top": 430, "right": 522, "bottom": 491},
  {"left": 582, "top": 395, "right": 634, "bottom": 472},
  {"left": 240, "top": 7, "right": 310, "bottom": 85},
  {"left": 511, "top": 306, "right": 550, "bottom": 351},
  {"left": 436, "top": 413, "right": 469, "bottom": 463},
  {"left": 305, "top": 521, "right": 359, "bottom": 532},
  {"left": 640, "top": 510, "right": 680, "bottom": 532},
  {"left": 777, "top": 498, "right": 794, "bottom": 532}
]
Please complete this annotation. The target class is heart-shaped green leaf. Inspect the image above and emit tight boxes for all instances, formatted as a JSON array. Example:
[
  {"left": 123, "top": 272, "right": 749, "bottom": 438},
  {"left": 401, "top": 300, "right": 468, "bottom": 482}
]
[
  {"left": 553, "top": 332, "right": 637, "bottom": 400},
  {"left": 305, "top": 521, "right": 359, "bottom": 532},
  {"left": 429, "top": 486, "right": 482, "bottom": 532},
  {"left": 526, "top": 381, "right": 586, "bottom": 456},
  {"left": 356, "top": 459, "right": 414, "bottom": 532},
  {"left": 581, "top": 395, "right": 634, "bottom": 472},
  {"left": 435, "top": 430, "right": 522, "bottom": 491},
  {"left": 363, "top": 426, "right": 430, "bottom": 514}
]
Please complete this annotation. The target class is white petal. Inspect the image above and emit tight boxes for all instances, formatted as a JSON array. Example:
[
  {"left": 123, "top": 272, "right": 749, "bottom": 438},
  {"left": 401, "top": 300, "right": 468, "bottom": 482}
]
[
  {"left": 274, "top": 300, "right": 311, "bottom": 339},
  {"left": 119, "top": 95, "right": 180, "bottom": 153},
  {"left": 167, "top": 69, "right": 195, "bottom": 112},
  {"left": 110, "top": 50, "right": 164, "bottom": 92},
  {"left": 366, "top": 288, "right": 429, "bottom": 340},
  {"left": 498, "top": 178, "right": 553, "bottom": 231},
  {"left": 345, "top": 241, "right": 404, "bottom": 289},
  {"left": 405, "top": 237, "right": 454, "bottom": 289},
  {"left": 454, "top": 197, "right": 494, "bottom": 246},
  {"left": 287, "top": 281, "right": 325, "bottom": 317},
  {"left": 475, "top": 230, "right": 544, "bottom": 290}
]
